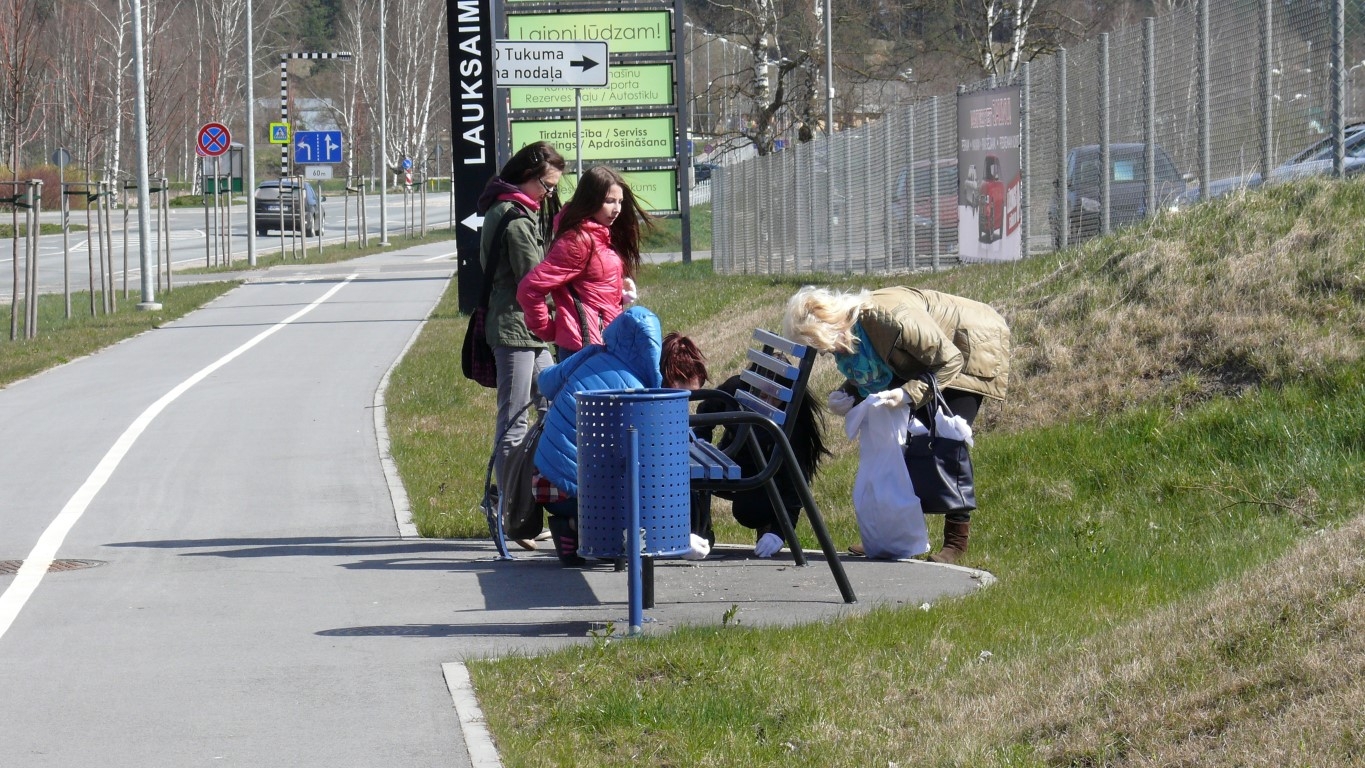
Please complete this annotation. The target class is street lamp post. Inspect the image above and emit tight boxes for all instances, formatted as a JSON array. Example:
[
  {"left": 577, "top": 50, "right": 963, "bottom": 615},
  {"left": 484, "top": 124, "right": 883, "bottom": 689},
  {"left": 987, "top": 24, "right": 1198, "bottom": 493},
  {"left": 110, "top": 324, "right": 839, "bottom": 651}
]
[{"left": 378, "top": 0, "right": 390, "bottom": 245}]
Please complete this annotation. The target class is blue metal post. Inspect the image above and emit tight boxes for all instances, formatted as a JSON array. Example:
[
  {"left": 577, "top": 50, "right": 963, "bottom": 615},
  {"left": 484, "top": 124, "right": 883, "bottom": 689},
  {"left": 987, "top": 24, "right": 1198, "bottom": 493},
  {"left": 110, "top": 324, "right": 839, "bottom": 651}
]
[{"left": 627, "top": 428, "right": 643, "bottom": 634}]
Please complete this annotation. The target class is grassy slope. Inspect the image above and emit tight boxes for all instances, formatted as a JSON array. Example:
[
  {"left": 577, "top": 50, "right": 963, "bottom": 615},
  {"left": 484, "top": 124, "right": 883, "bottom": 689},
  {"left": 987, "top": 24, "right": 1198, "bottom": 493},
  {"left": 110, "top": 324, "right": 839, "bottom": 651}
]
[{"left": 388, "top": 178, "right": 1365, "bottom": 766}]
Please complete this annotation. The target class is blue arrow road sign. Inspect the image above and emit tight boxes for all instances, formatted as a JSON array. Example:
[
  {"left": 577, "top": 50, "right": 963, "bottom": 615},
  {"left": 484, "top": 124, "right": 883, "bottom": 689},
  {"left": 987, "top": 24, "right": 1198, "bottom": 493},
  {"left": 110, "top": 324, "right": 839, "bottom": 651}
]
[{"left": 294, "top": 130, "right": 344, "bottom": 164}]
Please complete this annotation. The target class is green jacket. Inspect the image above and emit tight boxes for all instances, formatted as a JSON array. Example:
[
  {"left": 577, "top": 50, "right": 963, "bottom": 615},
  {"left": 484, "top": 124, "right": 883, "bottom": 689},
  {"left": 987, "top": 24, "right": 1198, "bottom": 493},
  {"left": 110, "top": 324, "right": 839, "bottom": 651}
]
[
  {"left": 480, "top": 200, "right": 551, "bottom": 350},
  {"left": 854, "top": 287, "right": 1011, "bottom": 407}
]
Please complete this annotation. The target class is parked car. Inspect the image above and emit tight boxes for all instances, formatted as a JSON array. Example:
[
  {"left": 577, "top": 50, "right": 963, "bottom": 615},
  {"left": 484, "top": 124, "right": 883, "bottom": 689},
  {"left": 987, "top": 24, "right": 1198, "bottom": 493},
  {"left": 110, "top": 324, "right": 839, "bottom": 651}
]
[
  {"left": 1174, "top": 122, "right": 1365, "bottom": 209},
  {"left": 1049, "top": 143, "right": 1186, "bottom": 248},
  {"left": 693, "top": 162, "right": 719, "bottom": 183},
  {"left": 254, "top": 180, "right": 325, "bottom": 237},
  {"left": 889, "top": 158, "right": 959, "bottom": 257}
]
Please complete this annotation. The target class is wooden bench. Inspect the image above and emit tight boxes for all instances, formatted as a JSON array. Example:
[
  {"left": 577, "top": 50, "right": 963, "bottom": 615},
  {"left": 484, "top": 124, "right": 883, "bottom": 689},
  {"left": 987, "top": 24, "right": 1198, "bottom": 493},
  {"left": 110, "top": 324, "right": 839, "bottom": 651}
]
[{"left": 686, "top": 329, "right": 857, "bottom": 604}]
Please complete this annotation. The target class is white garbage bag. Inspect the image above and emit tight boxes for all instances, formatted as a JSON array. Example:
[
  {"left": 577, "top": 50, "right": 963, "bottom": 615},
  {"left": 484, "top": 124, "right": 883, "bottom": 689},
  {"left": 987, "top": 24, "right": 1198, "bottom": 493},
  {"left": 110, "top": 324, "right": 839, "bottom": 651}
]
[{"left": 844, "top": 398, "right": 930, "bottom": 559}]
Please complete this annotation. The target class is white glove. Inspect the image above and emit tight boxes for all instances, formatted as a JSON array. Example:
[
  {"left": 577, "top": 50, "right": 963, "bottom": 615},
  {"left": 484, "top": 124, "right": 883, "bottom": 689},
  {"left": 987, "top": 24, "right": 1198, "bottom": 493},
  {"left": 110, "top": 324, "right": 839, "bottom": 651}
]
[
  {"left": 683, "top": 533, "right": 711, "bottom": 561},
  {"left": 828, "top": 390, "right": 855, "bottom": 416},
  {"left": 754, "top": 532, "right": 784, "bottom": 558},
  {"left": 872, "top": 388, "right": 906, "bottom": 408},
  {"left": 622, "top": 277, "right": 638, "bottom": 305}
]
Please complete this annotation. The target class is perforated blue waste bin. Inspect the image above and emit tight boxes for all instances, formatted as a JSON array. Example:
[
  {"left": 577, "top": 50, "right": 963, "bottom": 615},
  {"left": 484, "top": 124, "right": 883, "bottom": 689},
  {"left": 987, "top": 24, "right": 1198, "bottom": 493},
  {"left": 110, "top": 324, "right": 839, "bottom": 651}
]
[{"left": 575, "top": 388, "right": 691, "bottom": 559}]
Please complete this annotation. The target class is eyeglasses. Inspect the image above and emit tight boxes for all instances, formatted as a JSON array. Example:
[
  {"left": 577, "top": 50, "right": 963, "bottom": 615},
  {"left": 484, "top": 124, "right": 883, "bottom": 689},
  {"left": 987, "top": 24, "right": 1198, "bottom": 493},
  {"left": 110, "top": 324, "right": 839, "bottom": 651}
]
[{"left": 538, "top": 178, "right": 557, "bottom": 196}]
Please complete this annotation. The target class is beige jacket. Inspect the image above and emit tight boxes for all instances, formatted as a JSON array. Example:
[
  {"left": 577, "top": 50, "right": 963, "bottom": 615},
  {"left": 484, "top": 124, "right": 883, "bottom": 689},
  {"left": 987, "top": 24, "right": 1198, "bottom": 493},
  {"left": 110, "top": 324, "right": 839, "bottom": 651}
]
[{"left": 854, "top": 287, "right": 1011, "bottom": 407}]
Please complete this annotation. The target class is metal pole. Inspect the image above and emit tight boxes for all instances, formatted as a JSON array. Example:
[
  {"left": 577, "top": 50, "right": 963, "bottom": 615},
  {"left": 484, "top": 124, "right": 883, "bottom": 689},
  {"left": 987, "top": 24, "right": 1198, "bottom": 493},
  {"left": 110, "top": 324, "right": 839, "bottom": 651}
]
[
  {"left": 824, "top": 0, "right": 834, "bottom": 136},
  {"left": 1261, "top": 0, "right": 1274, "bottom": 180},
  {"left": 1145, "top": 20, "right": 1156, "bottom": 221},
  {"left": 1020, "top": 62, "right": 1030, "bottom": 259},
  {"left": 627, "top": 428, "right": 643, "bottom": 636},
  {"left": 1058, "top": 48, "right": 1069, "bottom": 251},
  {"left": 378, "top": 0, "right": 391, "bottom": 245},
  {"left": 575, "top": 88, "right": 584, "bottom": 180},
  {"left": 246, "top": 0, "right": 257, "bottom": 266},
  {"left": 1331, "top": 0, "right": 1345, "bottom": 176},
  {"left": 129, "top": 0, "right": 160, "bottom": 310},
  {"left": 1100, "top": 33, "right": 1111, "bottom": 237},
  {"left": 1198, "top": 0, "right": 1211, "bottom": 199}
]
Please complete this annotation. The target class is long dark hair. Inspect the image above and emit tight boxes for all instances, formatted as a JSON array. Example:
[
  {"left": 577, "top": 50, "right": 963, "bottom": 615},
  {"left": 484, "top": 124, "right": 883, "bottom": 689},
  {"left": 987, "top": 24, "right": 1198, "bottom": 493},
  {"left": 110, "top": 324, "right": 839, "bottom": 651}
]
[
  {"left": 501, "top": 141, "right": 565, "bottom": 225},
  {"left": 553, "top": 165, "right": 652, "bottom": 279}
]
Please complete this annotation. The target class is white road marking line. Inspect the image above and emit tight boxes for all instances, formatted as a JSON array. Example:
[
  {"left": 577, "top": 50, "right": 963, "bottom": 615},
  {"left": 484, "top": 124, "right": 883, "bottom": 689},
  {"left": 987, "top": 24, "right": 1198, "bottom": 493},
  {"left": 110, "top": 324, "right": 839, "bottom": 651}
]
[
  {"left": 442, "top": 662, "right": 504, "bottom": 768},
  {"left": 0, "top": 275, "right": 359, "bottom": 643}
]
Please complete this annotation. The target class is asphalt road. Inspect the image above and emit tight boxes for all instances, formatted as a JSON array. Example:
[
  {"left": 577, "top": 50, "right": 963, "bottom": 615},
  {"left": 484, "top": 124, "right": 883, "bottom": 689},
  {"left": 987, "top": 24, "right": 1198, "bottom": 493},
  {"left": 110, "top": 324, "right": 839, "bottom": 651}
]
[
  {"left": 0, "top": 246, "right": 472, "bottom": 766},
  {"left": 0, "top": 240, "right": 991, "bottom": 766},
  {"left": 0, "top": 189, "right": 457, "bottom": 303}
]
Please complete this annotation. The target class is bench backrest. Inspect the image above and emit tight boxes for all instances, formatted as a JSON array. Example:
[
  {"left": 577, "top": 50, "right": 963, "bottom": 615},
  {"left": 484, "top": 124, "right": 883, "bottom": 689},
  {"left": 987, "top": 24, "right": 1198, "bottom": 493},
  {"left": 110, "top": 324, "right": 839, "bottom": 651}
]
[{"left": 730, "top": 329, "right": 817, "bottom": 439}]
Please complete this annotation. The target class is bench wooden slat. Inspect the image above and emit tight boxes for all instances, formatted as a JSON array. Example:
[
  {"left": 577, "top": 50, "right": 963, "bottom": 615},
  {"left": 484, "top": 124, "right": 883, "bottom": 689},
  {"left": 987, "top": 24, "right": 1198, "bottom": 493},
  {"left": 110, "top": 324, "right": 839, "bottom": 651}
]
[
  {"left": 744, "top": 347, "right": 801, "bottom": 382},
  {"left": 689, "top": 439, "right": 740, "bottom": 480}
]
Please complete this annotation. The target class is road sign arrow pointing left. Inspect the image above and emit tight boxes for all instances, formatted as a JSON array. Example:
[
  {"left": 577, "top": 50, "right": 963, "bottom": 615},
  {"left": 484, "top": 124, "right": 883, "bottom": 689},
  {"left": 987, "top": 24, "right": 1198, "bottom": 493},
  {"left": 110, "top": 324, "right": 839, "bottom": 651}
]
[
  {"left": 461, "top": 212, "right": 485, "bottom": 231},
  {"left": 571, "top": 56, "right": 599, "bottom": 72}
]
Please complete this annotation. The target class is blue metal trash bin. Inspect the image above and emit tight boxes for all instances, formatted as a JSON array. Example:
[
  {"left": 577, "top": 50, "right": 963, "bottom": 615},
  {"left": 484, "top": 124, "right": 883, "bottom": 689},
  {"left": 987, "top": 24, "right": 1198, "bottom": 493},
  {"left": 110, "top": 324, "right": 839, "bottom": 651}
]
[{"left": 575, "top": 388, "right": 691, "bottom": 559}]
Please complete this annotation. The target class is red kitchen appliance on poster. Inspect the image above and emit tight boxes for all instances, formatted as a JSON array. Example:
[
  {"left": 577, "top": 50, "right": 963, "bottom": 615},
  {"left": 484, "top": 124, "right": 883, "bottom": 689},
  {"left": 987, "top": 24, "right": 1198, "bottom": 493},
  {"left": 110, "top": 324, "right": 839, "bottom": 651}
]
[{"left": 978, "top": 154, "right": 1004, "bottom": 243}]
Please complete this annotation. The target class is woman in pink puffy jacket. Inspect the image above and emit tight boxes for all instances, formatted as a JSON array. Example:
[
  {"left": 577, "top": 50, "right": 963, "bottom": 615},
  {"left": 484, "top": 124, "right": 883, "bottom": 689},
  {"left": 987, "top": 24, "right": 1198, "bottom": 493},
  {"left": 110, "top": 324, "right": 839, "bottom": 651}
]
[{"left": 517, "top": 165, "right": 652, "bottom": 358}]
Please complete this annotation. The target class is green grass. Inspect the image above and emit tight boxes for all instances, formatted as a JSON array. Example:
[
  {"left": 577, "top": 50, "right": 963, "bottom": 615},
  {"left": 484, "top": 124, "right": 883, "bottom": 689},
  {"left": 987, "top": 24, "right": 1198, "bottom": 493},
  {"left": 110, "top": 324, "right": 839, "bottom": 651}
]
[
  {"left": 642, "top": 203, "right": 712, "bottom": 252},
  {"left": 0, "top": 282, "right": 238, "bottom": 386},
  {"left": 383, "top": 177, "right": 1365, "bottom": 766},
  {"left": 0, "top": 222, "right": 83, "bottom": 236}
]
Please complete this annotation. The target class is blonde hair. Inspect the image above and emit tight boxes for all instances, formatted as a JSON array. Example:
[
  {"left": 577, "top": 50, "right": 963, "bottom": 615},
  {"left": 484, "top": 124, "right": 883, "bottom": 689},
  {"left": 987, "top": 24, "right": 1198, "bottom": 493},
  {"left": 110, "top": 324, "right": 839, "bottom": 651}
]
[{"left": 781, "top": 286, "right": 870, "bottom": 354}]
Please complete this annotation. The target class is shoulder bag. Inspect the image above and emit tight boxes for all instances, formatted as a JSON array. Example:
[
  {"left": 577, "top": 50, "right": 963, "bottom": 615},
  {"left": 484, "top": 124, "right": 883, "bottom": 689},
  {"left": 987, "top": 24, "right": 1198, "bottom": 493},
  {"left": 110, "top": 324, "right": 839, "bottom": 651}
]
[
  {"left": 461, "top": 209, "right": 526, "bottom": 388},
  {"left": 904, "top": 375, "right": 977, "bottom": 513}
]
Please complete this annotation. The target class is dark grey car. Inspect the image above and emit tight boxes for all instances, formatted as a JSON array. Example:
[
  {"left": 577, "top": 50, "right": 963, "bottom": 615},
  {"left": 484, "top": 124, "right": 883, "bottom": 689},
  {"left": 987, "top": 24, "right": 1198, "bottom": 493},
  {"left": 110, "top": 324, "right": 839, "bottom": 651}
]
[
  {"left": 254, "top": 180, "right": 324, "bottom": 237},
  {"left": 1049, "top": 143, "right": 1186, "bottom": 248}
]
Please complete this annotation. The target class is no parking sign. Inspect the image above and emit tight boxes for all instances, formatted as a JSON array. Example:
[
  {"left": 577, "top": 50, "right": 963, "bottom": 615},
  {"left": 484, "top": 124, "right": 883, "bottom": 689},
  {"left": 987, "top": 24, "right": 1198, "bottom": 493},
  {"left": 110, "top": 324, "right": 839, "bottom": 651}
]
[{"left": 196, "top": 122, "right": 231, "bottom": 157}]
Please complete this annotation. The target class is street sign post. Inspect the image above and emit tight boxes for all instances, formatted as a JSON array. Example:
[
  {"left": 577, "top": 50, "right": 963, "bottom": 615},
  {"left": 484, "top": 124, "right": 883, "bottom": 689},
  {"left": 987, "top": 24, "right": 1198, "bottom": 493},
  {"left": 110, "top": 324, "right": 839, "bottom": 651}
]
[
  {"left": 293, "top": 130, "right": 344, "bottom": 165},
  {"left": 495, "top": 40, "right": 611, "bottom": 178},
  {"left": 493, "top": 41, "right": 609, "bottom": 87}
]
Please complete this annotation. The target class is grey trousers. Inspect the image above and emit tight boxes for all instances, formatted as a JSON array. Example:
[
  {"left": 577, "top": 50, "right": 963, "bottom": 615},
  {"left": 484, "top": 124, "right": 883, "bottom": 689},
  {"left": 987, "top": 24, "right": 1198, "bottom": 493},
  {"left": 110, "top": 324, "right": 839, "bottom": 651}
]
[{"left": 492, "top": 345, "right": 553, "bottom": 492}]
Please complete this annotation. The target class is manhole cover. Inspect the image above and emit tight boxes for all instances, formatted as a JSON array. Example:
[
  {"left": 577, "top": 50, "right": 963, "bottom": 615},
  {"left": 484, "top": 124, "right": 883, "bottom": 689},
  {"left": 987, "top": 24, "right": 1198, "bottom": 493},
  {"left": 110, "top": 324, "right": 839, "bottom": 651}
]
[{"left": 0, "top": 559, "right": 106, "bottom": 574}]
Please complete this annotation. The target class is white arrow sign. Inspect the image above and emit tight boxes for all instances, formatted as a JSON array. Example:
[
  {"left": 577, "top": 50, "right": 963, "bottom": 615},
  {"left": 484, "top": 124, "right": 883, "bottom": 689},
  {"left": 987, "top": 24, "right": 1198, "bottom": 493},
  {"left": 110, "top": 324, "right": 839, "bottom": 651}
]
[
  {"left": 461, "top": 212, "right": 485, "bottom": 231},
  {"left": 494, "top": 41, "right": 610, "bottom": 88}
]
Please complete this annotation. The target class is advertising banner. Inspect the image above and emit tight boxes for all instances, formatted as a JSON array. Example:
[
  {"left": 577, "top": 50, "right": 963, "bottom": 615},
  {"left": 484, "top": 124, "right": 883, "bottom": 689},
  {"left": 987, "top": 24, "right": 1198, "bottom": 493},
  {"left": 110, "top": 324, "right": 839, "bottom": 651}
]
[
  {"left": 956, "top": 86, "right": 1022, "bottom": 262},
  {"left": 447, "top": 0, "right": 498, "bottom": 313},
  {"left": 507, "top": 12, "right": 672, "bottom": 54},
  {"left": 510, "top": 117, "right": 675, "bottom": 162},
  {"left": 509, "top": 64, "right": 674, "bottom": 109}
]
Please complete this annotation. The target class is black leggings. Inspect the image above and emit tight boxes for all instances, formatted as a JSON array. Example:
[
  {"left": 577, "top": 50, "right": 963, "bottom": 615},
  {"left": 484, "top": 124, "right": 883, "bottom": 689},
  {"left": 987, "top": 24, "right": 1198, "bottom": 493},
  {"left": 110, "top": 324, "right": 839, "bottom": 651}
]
[{"left": 912, "top": 389, "right": 982, "bottom": 525}]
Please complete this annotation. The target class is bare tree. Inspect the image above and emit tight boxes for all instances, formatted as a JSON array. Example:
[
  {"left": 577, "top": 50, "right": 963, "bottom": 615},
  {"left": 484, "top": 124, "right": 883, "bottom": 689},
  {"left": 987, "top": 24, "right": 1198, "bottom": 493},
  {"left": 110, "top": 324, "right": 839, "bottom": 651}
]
[{"left": 0, "top": 0, "right": 52, "bottom": 340}]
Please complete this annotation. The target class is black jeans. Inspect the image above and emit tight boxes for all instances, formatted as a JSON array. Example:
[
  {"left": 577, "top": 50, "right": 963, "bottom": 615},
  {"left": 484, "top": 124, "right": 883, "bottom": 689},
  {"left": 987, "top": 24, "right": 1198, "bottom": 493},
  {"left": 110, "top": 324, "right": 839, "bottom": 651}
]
[{"left": 912, "top": 389, "right": 982, "bottom": 525}]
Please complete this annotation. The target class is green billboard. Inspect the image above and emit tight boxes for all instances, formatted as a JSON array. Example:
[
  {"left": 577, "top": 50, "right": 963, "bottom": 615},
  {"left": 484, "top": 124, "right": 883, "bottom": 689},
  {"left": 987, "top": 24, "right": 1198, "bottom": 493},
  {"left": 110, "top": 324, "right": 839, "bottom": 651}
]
[
  {"left": 506, "top": 12, "right": 672, "bottom": 54},
  {"left": 511, "top": 117, "right": 675, "bottom": 161},
  {"left": 509, "top": 64, "right": 673, "bottom": 110},
  {"left": 554, "top": 169, "right": 679, "bottom": 214}
]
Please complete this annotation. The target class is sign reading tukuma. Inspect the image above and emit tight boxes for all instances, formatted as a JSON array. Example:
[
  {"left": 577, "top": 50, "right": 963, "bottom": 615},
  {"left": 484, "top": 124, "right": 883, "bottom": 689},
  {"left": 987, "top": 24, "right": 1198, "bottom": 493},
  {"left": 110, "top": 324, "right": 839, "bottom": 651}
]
[{"left": 494, "top": 41, "right": 609, "bottom": 88}]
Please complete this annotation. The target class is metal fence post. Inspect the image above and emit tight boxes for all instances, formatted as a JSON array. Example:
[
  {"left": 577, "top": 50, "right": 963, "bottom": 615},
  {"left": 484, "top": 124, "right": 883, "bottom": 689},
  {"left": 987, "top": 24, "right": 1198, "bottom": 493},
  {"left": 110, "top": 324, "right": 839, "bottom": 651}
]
[
  {"left": 931, "top": 95, "right": 941, "bottom": 272},
  {"left": 1331, "top": 0, "right": 1345, "bottom": 176},
  {"left": 1199, "top": 0, "right": 1211, "bottom": 197},
  {"left": 1058, "top": 48, "right": 1069, "bottom": 251},
  {"left": 1145, "top": 20, "right": 1156, "bottom": 221},
  {"left": 1261, "top": 0, "right": 1274, "bottom": 181},
  {"left": 1100, "top": 33, "right": 1111, "bottom": 237}
]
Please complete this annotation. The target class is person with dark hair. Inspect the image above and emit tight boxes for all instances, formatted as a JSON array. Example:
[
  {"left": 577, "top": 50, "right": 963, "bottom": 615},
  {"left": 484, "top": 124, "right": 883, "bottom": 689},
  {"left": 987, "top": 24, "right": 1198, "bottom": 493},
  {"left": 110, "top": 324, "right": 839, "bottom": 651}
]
[
  {"left": 659, "top": 332, "right": 714, "bottom": 559},
  {"left": 532, "top": 306, "right": 665, "bottom": 566},
  {"left": 517, "top": 165, "right": 653, "bottom": 358},
  {"left": 695, "top": 374, "right": 832, "bottom": 558},
  {"left": 477, "top": 141, "right": 565, "bottom": 544}
]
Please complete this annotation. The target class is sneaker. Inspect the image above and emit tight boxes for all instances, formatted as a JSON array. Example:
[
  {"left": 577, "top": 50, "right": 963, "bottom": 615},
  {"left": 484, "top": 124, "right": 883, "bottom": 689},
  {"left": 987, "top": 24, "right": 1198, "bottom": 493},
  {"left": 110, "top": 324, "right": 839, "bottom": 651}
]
[
  {"left": 513, "top": 539, "right": 537, "bottom": 551},
  {"left": 682, "top": 533, "right": 711, "bottom": 561}
]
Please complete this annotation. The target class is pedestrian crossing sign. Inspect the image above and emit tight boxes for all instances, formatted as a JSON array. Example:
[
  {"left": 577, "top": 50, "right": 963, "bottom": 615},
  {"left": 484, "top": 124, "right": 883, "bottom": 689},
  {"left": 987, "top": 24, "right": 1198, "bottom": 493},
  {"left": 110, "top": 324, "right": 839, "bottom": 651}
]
[{"left": 269, "top": 122, "right": 290, "bottom": 145}]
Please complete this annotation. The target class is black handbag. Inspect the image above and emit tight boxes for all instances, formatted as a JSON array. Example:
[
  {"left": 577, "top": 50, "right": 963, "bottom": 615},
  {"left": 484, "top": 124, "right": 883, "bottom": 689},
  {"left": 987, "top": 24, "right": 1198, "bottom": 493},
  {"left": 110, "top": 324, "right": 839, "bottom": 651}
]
[
  {"left": 905, "top": 376, "right": 977, "bottom": 513},
  {"left": 460, "top": 208, "right": 526, "bottom": 388},
  {"left": 501, "top": 412, "right": 546, "bottom": 540}
]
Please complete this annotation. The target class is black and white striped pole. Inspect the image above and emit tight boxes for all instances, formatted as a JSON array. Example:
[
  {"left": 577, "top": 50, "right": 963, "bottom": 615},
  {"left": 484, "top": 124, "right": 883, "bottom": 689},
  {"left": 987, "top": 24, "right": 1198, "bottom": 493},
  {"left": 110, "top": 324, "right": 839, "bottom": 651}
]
[{"left": 279, "top": 52, "right": 354, "bottom": 178}]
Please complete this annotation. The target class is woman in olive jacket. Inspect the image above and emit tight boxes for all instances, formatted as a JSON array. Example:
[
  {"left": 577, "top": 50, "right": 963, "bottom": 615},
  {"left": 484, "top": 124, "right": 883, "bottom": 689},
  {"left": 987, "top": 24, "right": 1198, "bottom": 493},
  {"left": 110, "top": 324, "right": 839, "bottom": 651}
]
[
  {"left": 782, "top": 285, "right": 1011, "bottom": 563},
  {"left": 477, "top": 142, "right": 565, "bottom": 515}
]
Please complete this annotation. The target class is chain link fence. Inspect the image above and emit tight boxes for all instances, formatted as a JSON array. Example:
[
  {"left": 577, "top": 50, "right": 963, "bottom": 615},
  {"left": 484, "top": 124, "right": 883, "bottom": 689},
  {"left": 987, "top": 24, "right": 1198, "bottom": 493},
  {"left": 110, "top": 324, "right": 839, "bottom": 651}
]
[{"left": 709, "top": 0, "right": 1363, "bottom": 275}]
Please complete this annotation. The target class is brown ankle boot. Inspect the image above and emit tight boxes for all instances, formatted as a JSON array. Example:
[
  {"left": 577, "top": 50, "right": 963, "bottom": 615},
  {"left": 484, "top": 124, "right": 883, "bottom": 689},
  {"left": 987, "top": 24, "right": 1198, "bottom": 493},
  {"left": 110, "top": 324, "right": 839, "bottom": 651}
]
[{"left": 927, "top": 521, "right": 969, "bottom": 564}]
